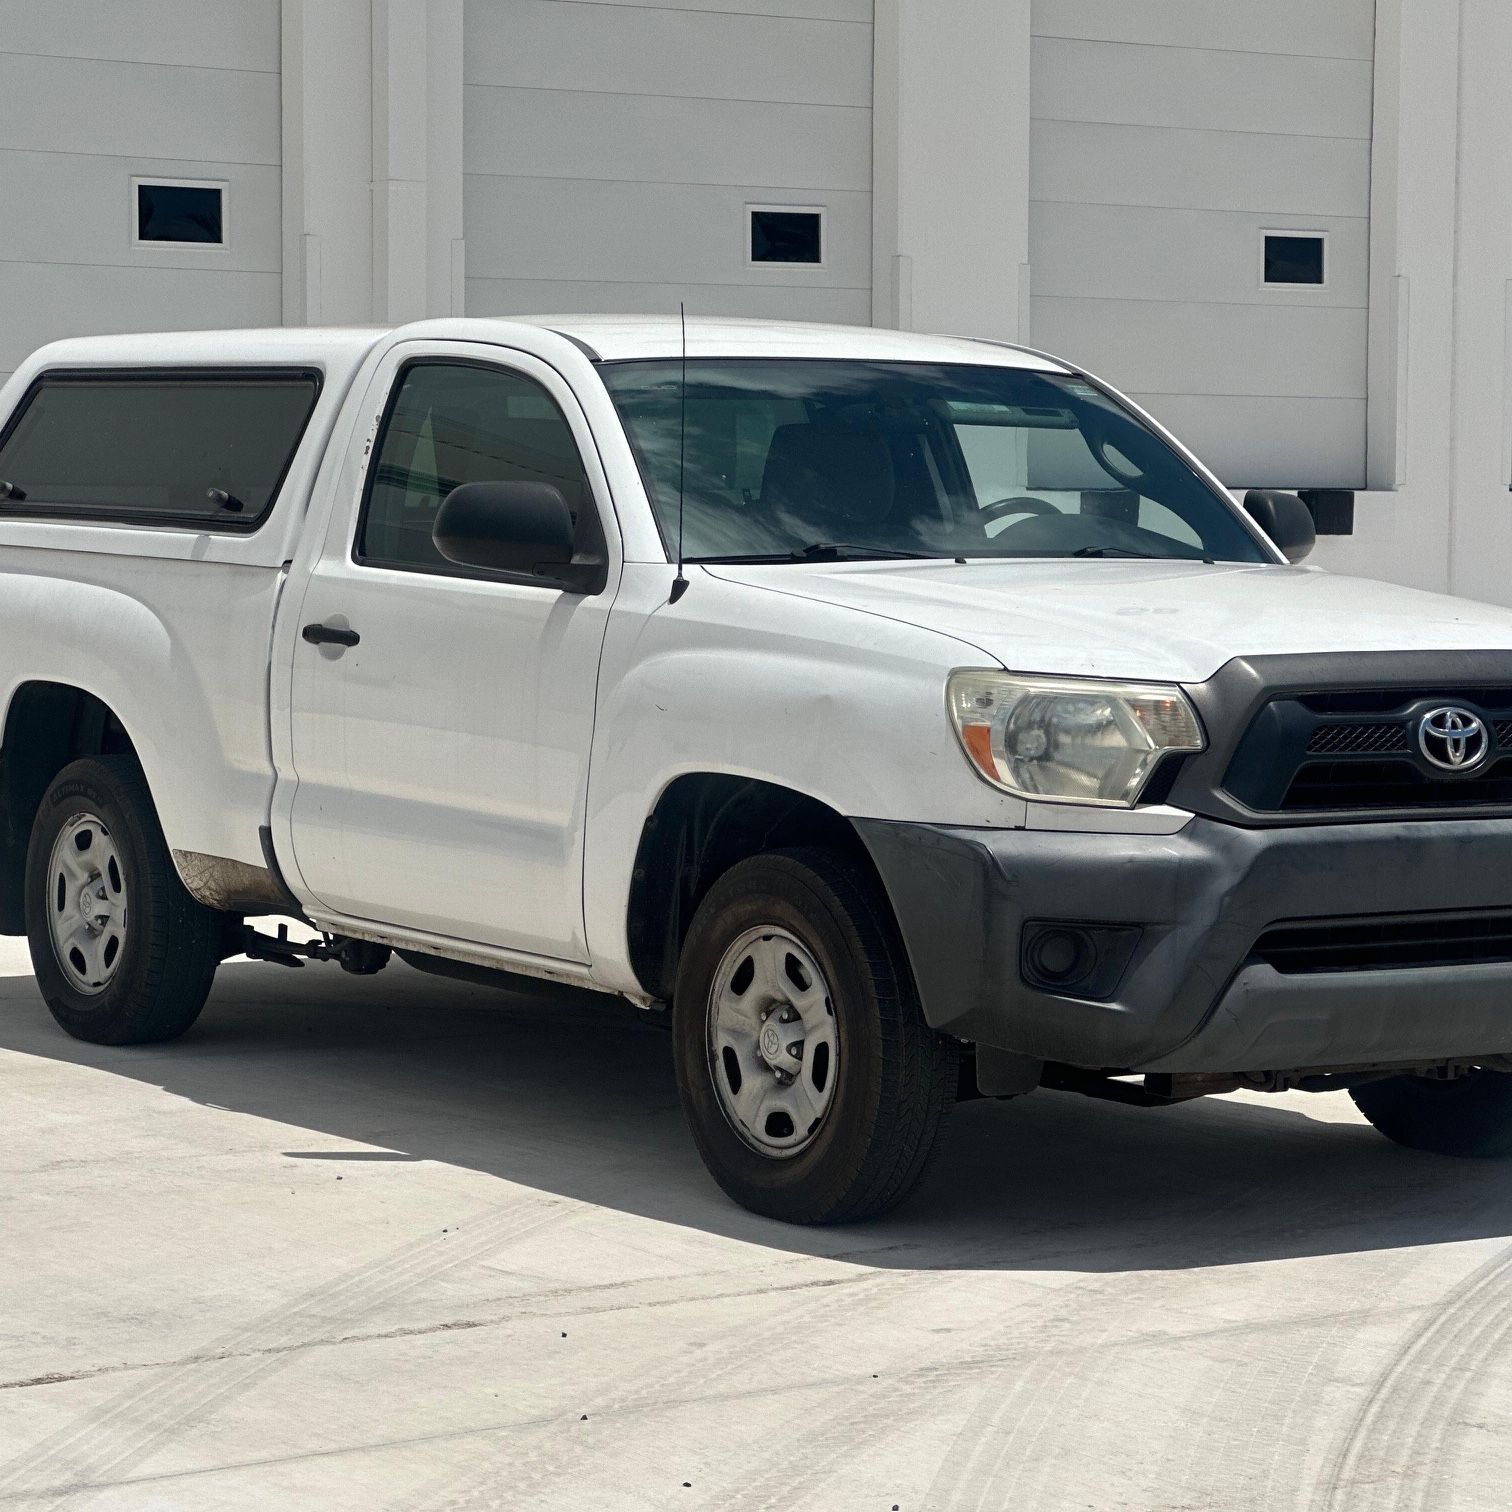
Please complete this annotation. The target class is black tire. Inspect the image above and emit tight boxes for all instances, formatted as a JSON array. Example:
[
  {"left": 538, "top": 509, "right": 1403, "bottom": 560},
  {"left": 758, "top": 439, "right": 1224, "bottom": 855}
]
[
  {"left": 25, "top": 756, "right": 222, "bottom": 1045},
  {"left": 1351, "top": 1070, "right": 1512, "bottom": 1158},
  {"left": 671, "top": 847, "right": 958, "bottom": 1224}
]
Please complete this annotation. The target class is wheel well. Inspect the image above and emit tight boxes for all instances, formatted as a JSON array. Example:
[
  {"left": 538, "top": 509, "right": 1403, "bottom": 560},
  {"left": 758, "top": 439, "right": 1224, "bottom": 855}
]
[
  {"left": 0, "top": 684, "right": 136, "bottom": 934},
  {"left": 625, "top": 774, "right": 875, "bottom": 1002}
]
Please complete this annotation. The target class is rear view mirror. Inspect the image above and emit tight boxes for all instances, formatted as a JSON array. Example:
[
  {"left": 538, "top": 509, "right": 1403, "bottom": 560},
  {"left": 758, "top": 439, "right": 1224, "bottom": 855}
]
[
  {"left": 1243, "top": 489, "right": 1315, "bottom": 564},
  {"left": 433, "top": 481, "right": 604, "bottom": 593}
]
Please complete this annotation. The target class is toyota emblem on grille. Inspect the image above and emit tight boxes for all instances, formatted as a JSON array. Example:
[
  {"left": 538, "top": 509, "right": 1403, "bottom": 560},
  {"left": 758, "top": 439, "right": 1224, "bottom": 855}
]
[{"left": 1417, "top": 706, "right": 1490, "bottom": 772}]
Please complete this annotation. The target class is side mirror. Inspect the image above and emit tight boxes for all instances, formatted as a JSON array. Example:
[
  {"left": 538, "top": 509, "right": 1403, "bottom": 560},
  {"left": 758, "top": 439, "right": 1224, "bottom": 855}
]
[
  {"left": 433, "top": 481, "right": 603, "bottom": 592},
  {"left": 1243, "top": 489, "right": 1316, "bottom": 564}
]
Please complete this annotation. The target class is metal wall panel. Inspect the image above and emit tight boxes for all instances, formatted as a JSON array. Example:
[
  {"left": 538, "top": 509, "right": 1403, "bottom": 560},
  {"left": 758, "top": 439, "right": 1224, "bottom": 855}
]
[
  {"left": 1031, "top": 121, "right": 1372, "bottom": 219},
  {"left": 1032, "top": 0, "right": 1374, "bottom": 62},
  {"left": 465, "top": 1, "right": 871, "bottom": 105},
  {"left": 467, "top": 178, "right": 871, "bottom": 288},
  {"left": 1032, "top": 38, "right": 1373, "bottom": 139},
  {"left": 465, "top": 87, "right": 871, "bottom": 193},
  {"left": 1032, "top": 204, "right": 1369, "bottom": 308},
  {"left": 463, "top": 0, "right": 873, "bottom": 325},
  {"left": 513, "top": 0, "right": 872, "bottom": 17},
  {"left": 0, "top": 266, "right": 281, "bottom": 385},
  {"left": 0, "top": 0, "right": 280, "bottom": 72},
  {"left": 0, "top": 52, "right": 278, "bottom": 164},
  {"left": 0, "top": 2, "right": 281, "bottom": 378},
  {"left": 1029, "top": 0, "right": 1376, "bottom": 489}
]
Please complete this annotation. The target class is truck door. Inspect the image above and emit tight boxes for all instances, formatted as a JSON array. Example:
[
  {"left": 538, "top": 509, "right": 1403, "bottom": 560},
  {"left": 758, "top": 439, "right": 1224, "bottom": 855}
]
[{"left": 279, "top": 343, "right": 618, "bottom": 962}]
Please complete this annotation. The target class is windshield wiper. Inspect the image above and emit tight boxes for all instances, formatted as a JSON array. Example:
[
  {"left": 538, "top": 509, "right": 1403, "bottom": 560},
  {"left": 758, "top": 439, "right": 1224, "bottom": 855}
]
[
  {"left": 692, "top": 541, "right": 939, "bottom": 565},
  {"left": 790, "top": 541, "right": 937, "bottom": 561},
  {"left": 1071, "top": 545, "right": 1159, "bottom": 559}
]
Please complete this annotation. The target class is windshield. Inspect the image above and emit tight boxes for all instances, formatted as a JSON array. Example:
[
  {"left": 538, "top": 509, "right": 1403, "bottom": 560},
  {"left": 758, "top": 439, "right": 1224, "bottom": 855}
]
[{"left": 600, "top": 359, "right": 1271, "bottom": 564}]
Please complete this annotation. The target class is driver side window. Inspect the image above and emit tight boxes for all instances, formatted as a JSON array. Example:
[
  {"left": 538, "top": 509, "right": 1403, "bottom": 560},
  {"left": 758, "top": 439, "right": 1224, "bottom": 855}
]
[{"left": 358, "top": 360, "right": 591, "bottom": 573}]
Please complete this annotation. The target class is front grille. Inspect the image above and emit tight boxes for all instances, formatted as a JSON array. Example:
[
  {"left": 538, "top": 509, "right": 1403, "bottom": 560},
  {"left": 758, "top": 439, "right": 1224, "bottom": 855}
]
[
  {"left": 1282, "top": 757, "right": 1512, "bottom": 810},
  {"left": 1222, "top": 686, "right": 1512, "bottom": 815},
  {"left": 1255, "top": 911, "right": 1512, "bottom": 973},
  {"left": 1299, "top": 687, "right": 1512, "bottom": 715},
  {"left": 1305, "top": 723, "right": 1409, "bottom": 756}
]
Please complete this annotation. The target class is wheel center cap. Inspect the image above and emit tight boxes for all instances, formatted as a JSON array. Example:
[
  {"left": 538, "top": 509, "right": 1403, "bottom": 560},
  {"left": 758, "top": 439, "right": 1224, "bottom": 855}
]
[
  {"left": 760, "top": 1022, "right": 783, "bottom": 1062},
  {"left": 79, "top": 889, "right": 97, "bottom": 919}
]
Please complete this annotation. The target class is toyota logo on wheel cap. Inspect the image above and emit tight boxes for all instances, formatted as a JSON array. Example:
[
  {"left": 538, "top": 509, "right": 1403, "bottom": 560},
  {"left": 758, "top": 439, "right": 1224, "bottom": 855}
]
[{"left": 1418, "top": 706, "right": 1490, "bottom": 772}]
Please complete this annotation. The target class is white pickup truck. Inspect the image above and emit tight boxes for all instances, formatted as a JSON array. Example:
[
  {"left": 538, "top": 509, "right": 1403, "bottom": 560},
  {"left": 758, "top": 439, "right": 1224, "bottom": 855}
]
[{"left": 6, "top": 315, "right": 1512, "bottom": 1223}]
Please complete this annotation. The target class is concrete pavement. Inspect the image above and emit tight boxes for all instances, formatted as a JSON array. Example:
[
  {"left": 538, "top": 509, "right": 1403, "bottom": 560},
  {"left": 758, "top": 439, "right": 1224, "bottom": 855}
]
[{"left": 3, "top": 933, "right": 1512, "bottom": 1510}]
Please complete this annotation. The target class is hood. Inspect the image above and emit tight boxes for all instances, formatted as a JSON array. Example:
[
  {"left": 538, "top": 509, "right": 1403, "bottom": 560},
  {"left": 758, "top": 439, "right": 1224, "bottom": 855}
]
[{"left": 703, "top": 559, "right": 1512, "bottom": 683}]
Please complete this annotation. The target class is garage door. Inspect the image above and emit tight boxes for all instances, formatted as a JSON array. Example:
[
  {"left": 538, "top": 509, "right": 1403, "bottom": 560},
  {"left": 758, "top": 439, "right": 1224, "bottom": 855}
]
[
  {"left": 463, "top": 0, "right": 874, "bottom": 326},
  {"left": 1029, "top": 0, "right": 1376, "bottom": 489}
]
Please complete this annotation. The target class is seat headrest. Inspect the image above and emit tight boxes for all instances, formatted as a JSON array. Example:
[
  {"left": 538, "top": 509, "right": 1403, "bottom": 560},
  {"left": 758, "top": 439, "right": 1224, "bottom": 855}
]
[{"left": 760, "top": 424, "right": 895, "bottom": 527}]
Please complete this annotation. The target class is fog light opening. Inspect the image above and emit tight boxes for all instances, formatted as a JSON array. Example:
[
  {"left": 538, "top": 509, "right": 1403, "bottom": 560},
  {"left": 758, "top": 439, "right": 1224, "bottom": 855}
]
[
  {"left": 1020, "top": 920, "right": 1143, "bottom": 1000},
  {"left": 1025, "top": 927, "right": 1096, "bottom": 989}
]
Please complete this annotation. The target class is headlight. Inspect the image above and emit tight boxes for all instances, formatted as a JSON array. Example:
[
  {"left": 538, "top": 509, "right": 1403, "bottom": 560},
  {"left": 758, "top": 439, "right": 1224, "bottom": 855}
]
[{"left": 947, "top": 671, "right": 1204, "bottom": 807}]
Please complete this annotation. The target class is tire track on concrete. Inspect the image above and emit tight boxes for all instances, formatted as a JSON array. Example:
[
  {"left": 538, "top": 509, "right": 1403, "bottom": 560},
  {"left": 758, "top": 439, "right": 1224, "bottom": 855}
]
[
  {"left": 0, "top": 1197, "right": 576, "bottom": 1510},
  {"left": 398, "top": 1257, "right": 967, "bottom": 1512},
  {"left": 919, "top": 1272, "right": 1188, "bottom": 1512},
  {"left": 708, "top": 1280, "right": 1111, "bottom": 1512},
  {"left": 957, "top": 1194, "right": 1480, "bottom": 1512},
  {"left": 405, "top": 1203, "right": 1226, "bottom": 1512},
  {"left": 0, "top": 1248, "right": 920, "bottom": 1397},
  {"left": 924, "top": 1153, "right": 1511, "bottom": 1512},
  {"left": 910, "top": 1174, "right": 1365, "bottom": 1510},
  {"left": 1175, "top": 1255, "right": 1421, "bottom": 1512},
  {"left": 1314, "top": 1243, "right": 1512, "bottom": 1512},
  {"left": 1168, "top": 1178, "right": 1460, "bottom": 1512},
  {"left": 703, "top": 1165, "right": 1340, "bottom": 1512}
]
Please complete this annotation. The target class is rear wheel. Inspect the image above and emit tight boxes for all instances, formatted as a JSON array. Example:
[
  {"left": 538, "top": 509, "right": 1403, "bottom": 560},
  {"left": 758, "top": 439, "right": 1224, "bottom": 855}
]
[
  {"left": 25, "top": 756, "right": 222, "bottom": 1045},
  {"left": 672, "top": 847, "right": 957, "bottom": 1224},
  {"left": 1351, "top": 1069, "right": 1512, "bottom": 1157}
]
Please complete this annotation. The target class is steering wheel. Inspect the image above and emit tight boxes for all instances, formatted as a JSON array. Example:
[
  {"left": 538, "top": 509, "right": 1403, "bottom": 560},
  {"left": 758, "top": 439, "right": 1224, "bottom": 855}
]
[{"left": 980, "top": 495, "right": 1058, "bottom": 525}]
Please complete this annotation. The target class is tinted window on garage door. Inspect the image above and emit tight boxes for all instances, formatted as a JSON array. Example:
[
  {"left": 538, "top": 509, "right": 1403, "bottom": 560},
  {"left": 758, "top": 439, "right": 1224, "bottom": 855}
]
[
  {"left": 356, "top": 360, "right": 592, "bottom": 573},
  {"left": 0, "top": 371, "right": 320, "bottom": 531}
]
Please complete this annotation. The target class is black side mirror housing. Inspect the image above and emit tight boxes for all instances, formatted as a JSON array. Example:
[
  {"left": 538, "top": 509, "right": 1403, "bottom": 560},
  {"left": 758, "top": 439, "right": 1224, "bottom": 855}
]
[
  {"left": 1243, "top": 489, "right": 1316, "bottom": 564},
  {"left": 433, "top": 481, "right": 605, "bottom": 593}
]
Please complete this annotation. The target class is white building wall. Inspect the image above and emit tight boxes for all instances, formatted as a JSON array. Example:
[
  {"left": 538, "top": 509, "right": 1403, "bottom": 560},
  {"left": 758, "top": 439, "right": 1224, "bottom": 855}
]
[
  {"left": 281, "top": 0, "right": 465, "bottom": 328},
  {"left": 1026, "top": 0, "right": 1376, "bottom": 492},
  {"left": 1311, "top": 0, "right": 1512, "bottom": 609},
  {"left": 1, "top": 0, "right": 1511, "bottom": 608},
  {"left": 0, "top": 0, "right": 282, "bottom": 387},
  {"left": 872, "top": 0, "right": 1030, "bottom": 344},
  {"left": 461, "top": 0, "right": 875, "bottom": 322}
]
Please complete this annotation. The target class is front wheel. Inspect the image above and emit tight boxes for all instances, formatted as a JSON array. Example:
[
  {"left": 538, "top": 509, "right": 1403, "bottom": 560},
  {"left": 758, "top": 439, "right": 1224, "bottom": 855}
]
[
  {"left": 25, "top": 756, "right": 223, "bottom": 1045},
  {"left": 672, "top": 848, "right": 957, "bottom": 1224},
  {"left": 1351, "top": 1069, "right": 1512, "bottom": 1157}
]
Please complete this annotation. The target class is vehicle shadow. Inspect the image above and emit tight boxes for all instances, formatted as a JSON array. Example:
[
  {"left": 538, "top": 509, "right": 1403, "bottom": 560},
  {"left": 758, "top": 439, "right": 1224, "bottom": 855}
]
[{"left": 4, "top": 957, "right": 1511, "bottom": 1275}]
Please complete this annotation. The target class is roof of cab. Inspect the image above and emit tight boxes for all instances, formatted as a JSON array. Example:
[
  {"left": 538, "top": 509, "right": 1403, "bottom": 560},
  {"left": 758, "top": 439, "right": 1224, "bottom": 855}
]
[
  {"left": 508, "top": 314, "right": 1068, "bottom": 368},
  {"left": 15, "top": 315, "right": 1068, "bottom": 375}
]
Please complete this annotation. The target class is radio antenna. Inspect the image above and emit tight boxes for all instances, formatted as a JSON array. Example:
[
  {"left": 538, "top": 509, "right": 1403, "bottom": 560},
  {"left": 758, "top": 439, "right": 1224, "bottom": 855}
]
[{"left": 669, "top": 301, "right": 690, "bottom": 604}]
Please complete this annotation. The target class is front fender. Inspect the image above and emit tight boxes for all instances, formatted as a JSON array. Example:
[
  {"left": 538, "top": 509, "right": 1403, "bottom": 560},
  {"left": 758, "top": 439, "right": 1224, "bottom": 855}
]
[{"left": 581, "top": 567, "right": 1025, "bottom": 990}]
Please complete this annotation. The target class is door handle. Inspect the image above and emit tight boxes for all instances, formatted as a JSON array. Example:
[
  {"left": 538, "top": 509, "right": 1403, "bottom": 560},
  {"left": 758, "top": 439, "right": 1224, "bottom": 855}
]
[{"left": 302, "top": 622, "right": 361, "bottom": 648}]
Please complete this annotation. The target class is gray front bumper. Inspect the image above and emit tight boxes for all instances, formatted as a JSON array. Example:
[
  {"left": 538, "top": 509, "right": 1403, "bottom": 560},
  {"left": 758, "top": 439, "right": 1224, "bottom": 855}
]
[{"left": 855, "top": 815, "right": 1512, "bottom": 1073}]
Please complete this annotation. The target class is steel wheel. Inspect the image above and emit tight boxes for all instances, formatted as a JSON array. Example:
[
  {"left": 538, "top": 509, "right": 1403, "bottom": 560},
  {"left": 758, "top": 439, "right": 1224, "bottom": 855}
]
[
  {"left": 674, "top": 849, "right": 957, "bottom": 1223},
  {"left": 46, "top": 811, "right": 128, "bottom": 996},
  {"left": 707, "top": 925, "right": 839, "bottom": 1158}
]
